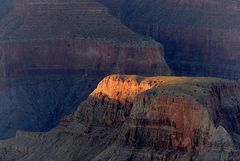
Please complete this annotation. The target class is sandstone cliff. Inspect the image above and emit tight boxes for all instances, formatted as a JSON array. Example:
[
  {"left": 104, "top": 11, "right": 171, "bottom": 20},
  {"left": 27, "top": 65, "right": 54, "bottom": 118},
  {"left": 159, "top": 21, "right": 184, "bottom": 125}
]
[
  {"left": 99, "top": 0, "right": 240, "bottom": 80},
  {"left": 0, "top": 0, "right": 170, "bottom": 139},
  {"left": 1, "top": 74, "right": 240, "bottom": 161}
]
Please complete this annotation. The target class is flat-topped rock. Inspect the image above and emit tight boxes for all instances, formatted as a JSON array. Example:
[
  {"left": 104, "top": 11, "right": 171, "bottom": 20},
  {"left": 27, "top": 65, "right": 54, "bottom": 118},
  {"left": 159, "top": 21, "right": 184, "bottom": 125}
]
[{"left": 1, "top": 74, "right": 240, "bottom": 161}]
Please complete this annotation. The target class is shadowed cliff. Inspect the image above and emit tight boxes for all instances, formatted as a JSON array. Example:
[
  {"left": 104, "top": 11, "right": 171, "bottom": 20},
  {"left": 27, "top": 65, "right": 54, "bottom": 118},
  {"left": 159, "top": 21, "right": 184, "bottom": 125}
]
[{"left": 98, "top": 0, "right": 240, "bottom": 80}]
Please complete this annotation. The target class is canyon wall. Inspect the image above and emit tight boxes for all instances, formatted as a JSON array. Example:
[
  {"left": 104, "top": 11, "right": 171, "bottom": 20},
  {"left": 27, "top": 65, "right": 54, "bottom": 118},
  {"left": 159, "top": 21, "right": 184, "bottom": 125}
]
[
  {"left": 0, "top": 74, "right": 103, "bottom": 139},
  {"left": 0, "top": 39, "right": 169, "bottom": 77},
  {"left": 99, "top": 0, "right": 240, "bottom": 80},
  {"left": 0, "top": 0, "right": 170, "bottom": 139},
  {"left": 0, "top": 0, "right": 170, "bottom": 77},
  {"left": 1, "top": 74, "right": 240, "bottom": 161}
]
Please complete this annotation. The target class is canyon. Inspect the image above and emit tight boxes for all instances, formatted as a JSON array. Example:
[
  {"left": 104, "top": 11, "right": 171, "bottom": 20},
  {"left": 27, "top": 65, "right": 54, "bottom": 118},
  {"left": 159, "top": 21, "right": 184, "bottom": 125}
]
[
  {"left": 0, "top": 0, "right": 170, "bottom": 139},
  {"left": 99, "top": 0, "right": 240, "bottom": 80},
  {"left": 0, "top": 0, "right": 240, "bottom": 160},
  {"left": 0, "top": 0, "right": 170, "bottom": 77},
  {"left": 1, "top": 74, "right": 240, "bottom": 161}
]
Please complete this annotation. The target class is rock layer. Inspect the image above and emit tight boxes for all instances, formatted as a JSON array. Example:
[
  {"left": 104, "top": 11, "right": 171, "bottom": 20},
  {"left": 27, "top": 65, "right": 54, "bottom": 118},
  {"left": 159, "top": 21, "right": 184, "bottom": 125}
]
[
  {"left": 1, "top": 74, "right": 240, "bottom": 161},
  {"left": 0, "top": 39, "right": 169, "bottom": 77},
  {"left": 0, "top": 0, "right": 170, "bottom": 77},
  {"left": 99, "top": 0, "right": 240, "bottom": 80},
  {"left": 0, "top": 0, "right": 170, "bottom": 139}
]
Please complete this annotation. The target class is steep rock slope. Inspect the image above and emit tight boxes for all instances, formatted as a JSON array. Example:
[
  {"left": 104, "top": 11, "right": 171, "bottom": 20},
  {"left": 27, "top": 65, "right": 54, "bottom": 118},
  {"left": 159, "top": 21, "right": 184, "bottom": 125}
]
[
  {"left": 0, "top": 0, "right": 170, "bottom": 139},
  {"left": 0, "top": 74, "right": 103, "bottom": 139},
  {"left": 0, "top": 0, "right": 170, "bottom": 77},
  {"left": 99, "top": 0, "right": 240, "bottom": 80},
  {"left": 1, "top": 74, "right": 240, "bottom": 161}
]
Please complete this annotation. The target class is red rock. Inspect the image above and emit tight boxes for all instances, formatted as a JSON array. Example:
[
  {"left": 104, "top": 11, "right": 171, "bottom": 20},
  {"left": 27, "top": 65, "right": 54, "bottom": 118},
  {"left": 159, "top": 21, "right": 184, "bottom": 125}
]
[
  {"left": 0, "top": 0, "right": 170, "bottom": 139},
  {"left": 0, "top": 0, "right": 171, "bottom": 77},
  {"left": 1, "top": 75, "right": 240, "bottom": 160},
  {"left": 0, "top": 39, "right": 170, "bottom": 77}
]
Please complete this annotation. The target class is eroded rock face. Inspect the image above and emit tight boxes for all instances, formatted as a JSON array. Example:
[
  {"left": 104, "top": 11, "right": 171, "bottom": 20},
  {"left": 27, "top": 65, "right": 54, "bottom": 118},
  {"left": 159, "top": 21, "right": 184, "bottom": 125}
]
[
  {"left": 98, "top": 0, "right": 240, "bottom": 80},
  {"left": 0, "top": 0, "right": 170, "bottom": 77},
  {"left": 0, "top": 39, "right": 169, "bottom": 77},
  {"left": 0, "top": 74, "right": 104, "bottom": 139},
  {"left": 1, "top": 74, "right": 240, "bottom": 161},
  {"left": 0, "top": 0, "right": 170, "bottom": 139}
]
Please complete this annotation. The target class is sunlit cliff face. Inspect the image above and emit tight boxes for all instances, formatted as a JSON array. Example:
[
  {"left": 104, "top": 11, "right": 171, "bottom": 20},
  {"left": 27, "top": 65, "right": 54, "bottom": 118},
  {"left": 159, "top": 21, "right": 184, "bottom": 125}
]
[
  {"left": 74, "top": 74, "right": 240, "bottom": 155},
  {"left": 90, "top": 74, "right": 224, "bottom": 104},
  {"left": 88, "top": 75, "right": 215, "bottom": 151},
  {"left": 86, "top": 75, "right": 226, "bottom": 129},
  {"left": 1, "top": 74, "right": 240, "bottom": 160}
]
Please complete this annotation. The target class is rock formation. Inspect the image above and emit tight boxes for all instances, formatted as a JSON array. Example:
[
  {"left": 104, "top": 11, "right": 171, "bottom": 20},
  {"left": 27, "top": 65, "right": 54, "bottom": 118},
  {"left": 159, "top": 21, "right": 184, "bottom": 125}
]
[
  {"left": 1, "top": 74, "right": 240, "bottom": 161},
  {"left": 0, "top": 0, "right": 170, "bottom": 77},
  {"left": 99, "top": 0, "right": 240, "bottom": 80},
  {"left": 0, "top": 74, "right": 103, "bottom": 139},
  {"left": 0, "top": 0, "right": 170, "bottom": 139}
]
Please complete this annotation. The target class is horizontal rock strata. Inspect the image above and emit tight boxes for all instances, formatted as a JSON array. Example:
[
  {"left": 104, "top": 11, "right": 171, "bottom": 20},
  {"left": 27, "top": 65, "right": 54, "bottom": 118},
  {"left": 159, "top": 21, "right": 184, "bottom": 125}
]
[
  {"left": 99, "top": 0, "right": 240, "bottom": 80},
  {"left": 0, "top": 0, "right": 170, "bottom": 139},
  {"left": 1, "top": 74, "right": 240, "bottom": 161}
]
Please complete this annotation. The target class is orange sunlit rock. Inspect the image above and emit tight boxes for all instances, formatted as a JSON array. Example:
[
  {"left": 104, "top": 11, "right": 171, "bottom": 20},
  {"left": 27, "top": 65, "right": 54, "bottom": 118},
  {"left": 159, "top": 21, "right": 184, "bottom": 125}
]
[{"left": 1, "top": 74, "right": 240, "bottom": 160}]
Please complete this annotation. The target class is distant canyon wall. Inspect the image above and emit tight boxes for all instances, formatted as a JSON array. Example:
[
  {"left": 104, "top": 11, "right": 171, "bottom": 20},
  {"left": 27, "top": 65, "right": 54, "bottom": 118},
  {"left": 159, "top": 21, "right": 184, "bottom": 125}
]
[
  {"left": 0, "top": 0, "right": 170, "bottom": 139},
  {"left": 99, "top": 0, "right": 240, "bottom": 80},
  {"left": 0, "top": 39, "right": 170, "bottom": 77}
]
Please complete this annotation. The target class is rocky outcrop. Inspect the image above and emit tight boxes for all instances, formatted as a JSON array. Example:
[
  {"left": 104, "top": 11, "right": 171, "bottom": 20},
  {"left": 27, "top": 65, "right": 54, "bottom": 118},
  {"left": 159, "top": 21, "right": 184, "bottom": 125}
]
[
  {"left": 0, "top": 0, "right": 170, "bottom": 139},
  {"left": 1, "top": 74, "right": 240, "bottom": 161},
  {"left": 99, "top": 0, "right": 240, "bottom": 80}
]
